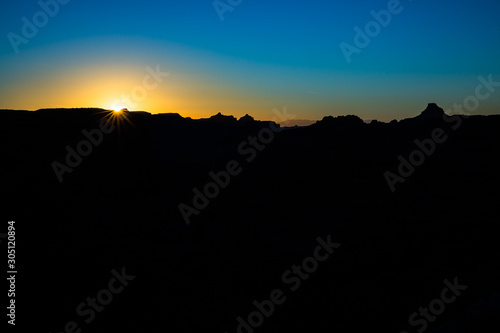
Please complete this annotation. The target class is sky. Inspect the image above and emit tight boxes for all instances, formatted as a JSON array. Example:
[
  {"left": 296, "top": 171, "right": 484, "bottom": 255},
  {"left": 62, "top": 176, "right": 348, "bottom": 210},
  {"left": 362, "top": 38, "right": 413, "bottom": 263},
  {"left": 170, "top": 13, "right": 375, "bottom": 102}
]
[{"left": 1, "top": 0, "right": 500, "bottom": 121}]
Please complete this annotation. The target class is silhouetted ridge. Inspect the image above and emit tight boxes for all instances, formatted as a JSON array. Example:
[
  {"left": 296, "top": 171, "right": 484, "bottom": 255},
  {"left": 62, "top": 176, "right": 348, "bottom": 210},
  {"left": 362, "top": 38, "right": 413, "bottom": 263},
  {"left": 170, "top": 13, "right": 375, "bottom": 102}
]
[
  {"left": 2, "top": 103, "right": 500, "bottom": 332},
  {"left": 278, "top": 119, "right": 316, "bottom": 127},
  {"left": 207, "top": 112, "right": 237, "bottom": 123},
  {"left": 415, "top": 103, "right": 446, "bottom": 120},
  {"left": 156, "top": 112, "right": 183, "bottom": 119},
  {"left": 314, "top": 114, "right": 365, "bottom": 128},
  {"left": 238, "top": 114, "right": 255, "bottom": 122}
]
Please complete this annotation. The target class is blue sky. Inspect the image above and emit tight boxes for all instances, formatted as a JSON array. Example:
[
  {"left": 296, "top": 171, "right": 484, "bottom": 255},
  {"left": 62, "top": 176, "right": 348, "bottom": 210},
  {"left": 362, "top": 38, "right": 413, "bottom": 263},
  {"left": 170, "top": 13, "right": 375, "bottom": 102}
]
[{"left": 1, "top": 0, "right": 499, "bottom": 121}]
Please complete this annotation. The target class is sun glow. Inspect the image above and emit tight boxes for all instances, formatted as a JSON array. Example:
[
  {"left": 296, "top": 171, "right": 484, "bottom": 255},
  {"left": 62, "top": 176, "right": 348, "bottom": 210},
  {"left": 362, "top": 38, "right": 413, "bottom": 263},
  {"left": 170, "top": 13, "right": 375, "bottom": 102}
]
[
  {"left": 96, "top": 108, "right": 134, "bottom": 135},
  {"left": 110, "top": 104, "right": 128, "bottom": 112}
]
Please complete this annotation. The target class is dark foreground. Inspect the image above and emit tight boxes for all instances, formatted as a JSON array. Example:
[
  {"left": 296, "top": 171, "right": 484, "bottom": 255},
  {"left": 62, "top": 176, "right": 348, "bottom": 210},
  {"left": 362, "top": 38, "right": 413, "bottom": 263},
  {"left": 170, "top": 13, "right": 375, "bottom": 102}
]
[{"left": 2, "top": 104, "right": 499, "bottom": 332}]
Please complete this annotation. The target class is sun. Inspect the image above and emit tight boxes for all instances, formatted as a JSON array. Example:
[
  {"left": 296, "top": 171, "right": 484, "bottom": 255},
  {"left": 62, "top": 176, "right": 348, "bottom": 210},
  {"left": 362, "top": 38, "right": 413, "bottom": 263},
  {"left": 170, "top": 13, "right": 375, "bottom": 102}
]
[
  {"left": 109, "top": 107, "right": 129, "bottom": 114},
  {"left": 109, "top": 102, "right": 129, "bottom": 113},
  {"left": 98, "top": 107, "right": 134, "bottom": 134}
]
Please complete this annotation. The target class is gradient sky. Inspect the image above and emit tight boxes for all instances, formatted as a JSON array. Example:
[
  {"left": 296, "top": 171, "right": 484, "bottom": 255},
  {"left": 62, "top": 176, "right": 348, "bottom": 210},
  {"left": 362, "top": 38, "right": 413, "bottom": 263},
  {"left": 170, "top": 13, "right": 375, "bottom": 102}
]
[{"left": 1, "top": 0, "right": 500, "bottom": 121}]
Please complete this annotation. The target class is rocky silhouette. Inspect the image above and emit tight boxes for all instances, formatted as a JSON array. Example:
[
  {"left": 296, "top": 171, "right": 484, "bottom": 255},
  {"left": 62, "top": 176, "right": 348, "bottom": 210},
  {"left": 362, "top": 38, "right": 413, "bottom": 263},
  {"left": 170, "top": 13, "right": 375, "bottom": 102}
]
[
  {"left": 2, "top": 104, "right": 499, "bottom": 332},
  {"left": 414, "top": 102, "right": 447, "bottom": 120}
]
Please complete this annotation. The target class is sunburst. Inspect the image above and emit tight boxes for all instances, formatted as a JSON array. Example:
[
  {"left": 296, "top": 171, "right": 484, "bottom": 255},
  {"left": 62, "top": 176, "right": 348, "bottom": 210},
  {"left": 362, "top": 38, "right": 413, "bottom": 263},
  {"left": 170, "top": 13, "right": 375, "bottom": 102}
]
[{"left": 99, "top": 108, "right": 135, "bottom": 134}]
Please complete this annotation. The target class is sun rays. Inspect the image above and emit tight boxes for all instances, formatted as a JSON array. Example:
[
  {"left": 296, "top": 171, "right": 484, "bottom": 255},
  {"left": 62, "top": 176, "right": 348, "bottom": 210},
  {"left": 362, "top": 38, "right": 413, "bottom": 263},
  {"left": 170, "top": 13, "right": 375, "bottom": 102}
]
[{"left": 99, "top": 108, "right": 135, "bottom": 134}]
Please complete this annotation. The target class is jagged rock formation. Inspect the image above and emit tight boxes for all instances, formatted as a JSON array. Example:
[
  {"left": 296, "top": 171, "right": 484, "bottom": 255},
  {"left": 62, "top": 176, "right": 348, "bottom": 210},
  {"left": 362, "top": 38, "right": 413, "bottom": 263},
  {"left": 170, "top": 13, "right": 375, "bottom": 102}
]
[{"left": 415, "top": 103, "right": 446, "bottom": 120}]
